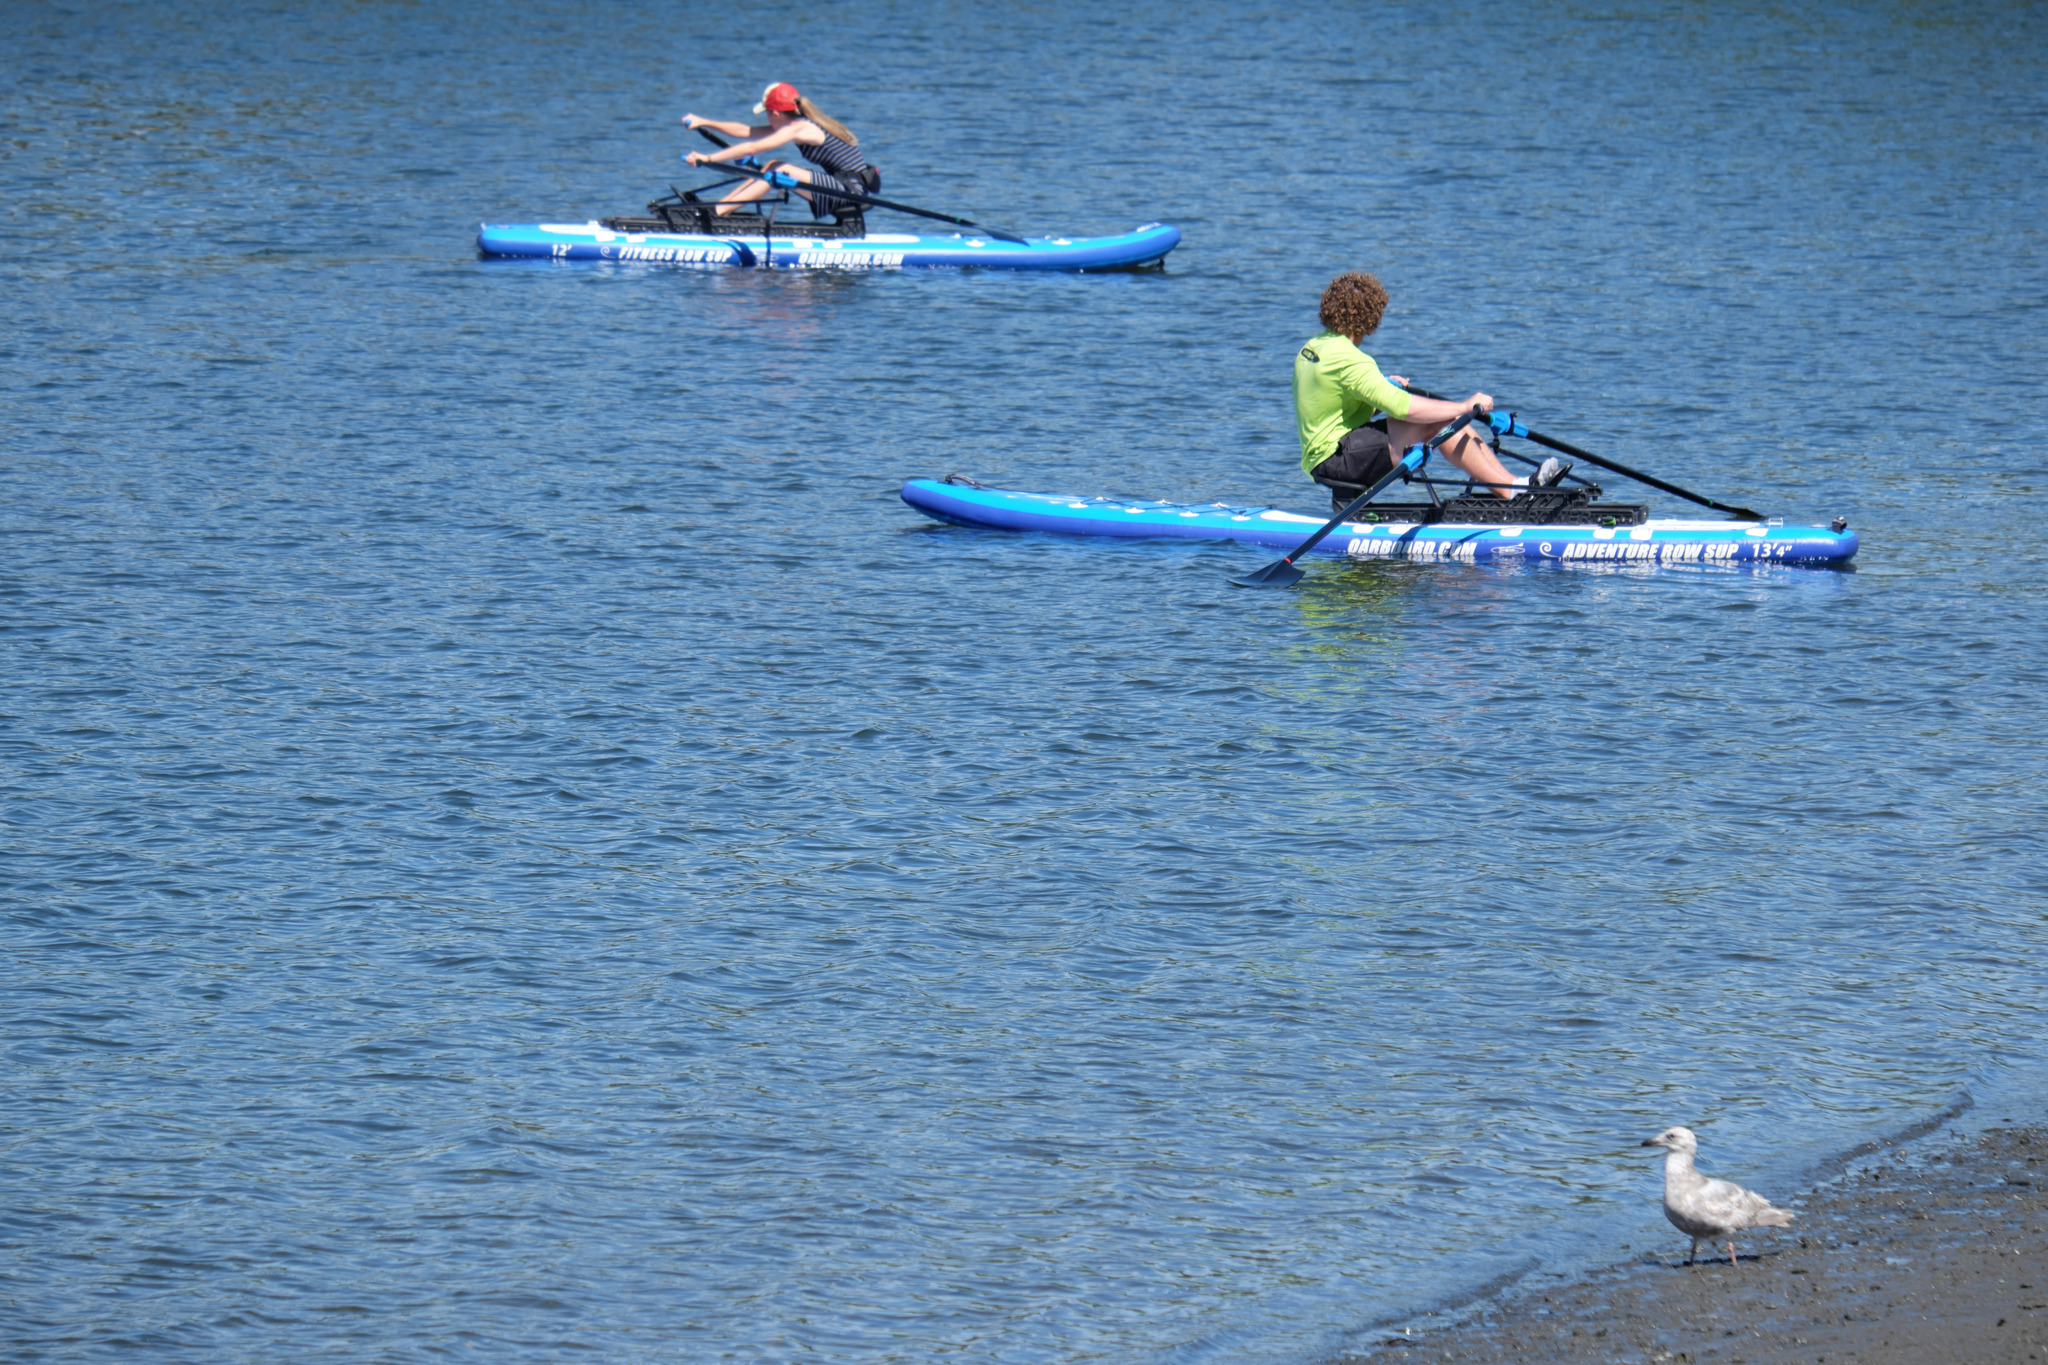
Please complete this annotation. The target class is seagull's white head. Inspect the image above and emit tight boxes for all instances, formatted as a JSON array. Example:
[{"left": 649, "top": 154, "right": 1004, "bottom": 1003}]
[{"left": 1640, "top": 1125, "right": 1698, "bottom": 1155}]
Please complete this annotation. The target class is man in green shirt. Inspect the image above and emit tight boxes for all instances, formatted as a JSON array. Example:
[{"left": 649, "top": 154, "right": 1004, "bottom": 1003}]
[{"left": 1295, "top": 272, "right": 1564, "bottom": 498}]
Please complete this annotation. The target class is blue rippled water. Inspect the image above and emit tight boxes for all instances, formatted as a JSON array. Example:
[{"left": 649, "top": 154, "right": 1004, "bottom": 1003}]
[{"left": 5, "top": 2, "right": 2046, "bottom": 1360}]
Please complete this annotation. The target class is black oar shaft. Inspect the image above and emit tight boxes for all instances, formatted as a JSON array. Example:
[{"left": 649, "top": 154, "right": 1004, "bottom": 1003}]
[
  {"left": 690, "top": 126, "right": 1027, "bottom": 243},
  {"left": 1517, "top": 428, "right": 1762, "bottom": 521},
  {"left": 717, "top": 161, "right": 1024, "bottom": 240},
  {"left": 1230, "top": 411, "right": 1481, "bottom": 588},
  {"left": 1280, "top": 450, "right": 1420, "bottom": 561},
  {"left": 1405, "top": 385, "right": 1762, "bottom": 521}
]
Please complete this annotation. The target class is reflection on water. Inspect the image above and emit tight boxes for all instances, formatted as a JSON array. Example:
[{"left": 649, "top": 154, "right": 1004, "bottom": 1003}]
[{"left": 1281, "top": 559, "right": 1419, "bottom": 671}]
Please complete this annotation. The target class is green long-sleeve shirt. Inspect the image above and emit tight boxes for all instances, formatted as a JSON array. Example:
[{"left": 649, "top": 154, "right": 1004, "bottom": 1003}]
[{"left": 1293, "top": 331, "right": 1413, "bottom": 475}]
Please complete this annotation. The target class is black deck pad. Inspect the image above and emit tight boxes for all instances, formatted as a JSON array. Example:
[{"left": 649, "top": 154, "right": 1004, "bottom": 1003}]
[
  {"left": 1319, "top": 484, "right": 1650, "bottom": 527},
  {"left": 602, "top": 207, "right": 869, "bottom": 238}
]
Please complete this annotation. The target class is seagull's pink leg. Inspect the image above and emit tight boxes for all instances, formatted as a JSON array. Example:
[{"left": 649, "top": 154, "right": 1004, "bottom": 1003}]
[{"left": 1727, "top": 1240, "right": 1737, "bottom": 1269}]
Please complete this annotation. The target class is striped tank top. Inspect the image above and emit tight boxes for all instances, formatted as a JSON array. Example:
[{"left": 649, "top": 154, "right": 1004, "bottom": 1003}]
[{"left": 799, "top": 130, "right": 869, "bottom": 184}]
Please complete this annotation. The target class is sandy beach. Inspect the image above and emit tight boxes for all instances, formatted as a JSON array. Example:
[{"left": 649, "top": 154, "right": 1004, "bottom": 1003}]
[{"left": 1337, "top": 1121, "right": 2046, "bottom": 1364}]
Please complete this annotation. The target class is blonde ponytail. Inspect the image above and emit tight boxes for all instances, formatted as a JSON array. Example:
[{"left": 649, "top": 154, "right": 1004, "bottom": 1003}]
[{"left": 796, "top": 96, "right": 857, "bottom": 146}]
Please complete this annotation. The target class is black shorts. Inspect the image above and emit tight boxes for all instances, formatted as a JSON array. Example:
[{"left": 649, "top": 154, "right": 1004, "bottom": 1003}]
[{"left": 1309, "top": 419, "right": 1393, "bottom": 487}]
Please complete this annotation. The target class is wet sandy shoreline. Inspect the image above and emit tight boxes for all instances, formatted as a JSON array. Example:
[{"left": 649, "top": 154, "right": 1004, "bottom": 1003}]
[{"left": 1332, "top": 1119, "right": 2046, "bottom": 1364}]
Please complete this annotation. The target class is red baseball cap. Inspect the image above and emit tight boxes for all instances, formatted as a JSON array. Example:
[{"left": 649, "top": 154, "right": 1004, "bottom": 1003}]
[{"left": 754, "top": 82, "right": 800, "bottom": 114}]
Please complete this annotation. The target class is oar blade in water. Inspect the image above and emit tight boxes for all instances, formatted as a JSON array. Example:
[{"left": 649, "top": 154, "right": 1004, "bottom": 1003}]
[
  {"left": 1224, "top": 429, "right": 1462, "bottom": 590},
  {"left": 1228, "top": 558, "right": 1305, "bottom": 589}
]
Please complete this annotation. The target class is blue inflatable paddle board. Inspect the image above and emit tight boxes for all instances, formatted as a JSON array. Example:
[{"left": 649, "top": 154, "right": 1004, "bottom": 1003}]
[
  {"left": 477, "top": 221, "right": 1180, "bottom": 271},
  {"left": 900, "top": 478, "right": 1858, "bottom": 567}
]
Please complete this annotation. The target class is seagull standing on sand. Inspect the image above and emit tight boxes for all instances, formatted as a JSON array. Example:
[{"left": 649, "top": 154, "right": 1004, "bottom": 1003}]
[{"left": 1640, "top": 1126, "right": 1794, "bottom": 1267}]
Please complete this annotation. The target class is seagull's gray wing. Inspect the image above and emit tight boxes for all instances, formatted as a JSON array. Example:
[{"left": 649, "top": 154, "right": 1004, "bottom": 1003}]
[{"left": 1693, "top": 1176, "right": 1777, "bottom": 1231}]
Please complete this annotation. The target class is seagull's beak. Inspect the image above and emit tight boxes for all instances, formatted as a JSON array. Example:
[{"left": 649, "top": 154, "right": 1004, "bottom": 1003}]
[{"left": 1640, "top": 1137, "right": 1660, "bottom": 1147}]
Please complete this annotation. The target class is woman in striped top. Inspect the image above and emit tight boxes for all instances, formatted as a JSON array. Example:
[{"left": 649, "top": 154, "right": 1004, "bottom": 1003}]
[{"left": 682, "top": 83, "right": 875, "bottom": 221}]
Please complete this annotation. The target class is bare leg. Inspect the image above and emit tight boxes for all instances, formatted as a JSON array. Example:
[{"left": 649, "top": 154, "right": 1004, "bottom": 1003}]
[
  {"left": 712, "top": 160, "right": 822, "bottom": 216},
  {"left": 1385, "top": 419, "right": 1518, "bottom": 499},
  {"left": 1727, "top": 1240, "right": 1738, "bottom": 1268},
  {"left": 711, "top": 175, "right": 770, "bottom": 215},
  {"left": 766, "top": 160, "right": 822, "bottom": 214}
]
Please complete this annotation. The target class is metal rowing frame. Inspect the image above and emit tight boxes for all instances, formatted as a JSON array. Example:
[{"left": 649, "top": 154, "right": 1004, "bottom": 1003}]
[
  {"left": 602, "top": 166, "right": 869, "bottom": 241},
  {"left": 1317, "top": 423, "right": 1649, "bottom": 527}
]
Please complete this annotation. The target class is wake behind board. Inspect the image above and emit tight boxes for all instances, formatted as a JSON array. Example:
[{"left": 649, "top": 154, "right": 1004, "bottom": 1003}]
[
  {"left": 477, "top": 220, "right": 1181, "bottom": 271},
  {"left": 900, "top": 477, "right": 1857, "bottom": 567}
]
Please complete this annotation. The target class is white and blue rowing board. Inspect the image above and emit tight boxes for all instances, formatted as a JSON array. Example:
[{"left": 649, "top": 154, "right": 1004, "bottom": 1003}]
[
  {"left": 900, "top": 478, "right": 1858, "bottom": 567},
  {"left": 477, "top": 222, "right": 1181, "bottom": 271}
]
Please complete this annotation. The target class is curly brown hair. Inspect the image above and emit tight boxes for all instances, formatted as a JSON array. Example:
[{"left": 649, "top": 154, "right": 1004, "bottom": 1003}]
[{"left": 1319, "top": 272, "right": 1389, "bottom": 339}]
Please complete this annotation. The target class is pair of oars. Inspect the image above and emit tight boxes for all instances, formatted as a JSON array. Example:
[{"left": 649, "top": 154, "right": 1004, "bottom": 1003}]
[
  {"left": 686, "top": 128, "right": 1028, "bottom": 244},
  {"left": 1228, "top": 398, "right": 1764, "bottom": 589}
]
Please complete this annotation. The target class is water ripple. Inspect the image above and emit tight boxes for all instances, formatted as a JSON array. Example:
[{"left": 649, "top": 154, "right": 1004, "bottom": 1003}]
[{"left": 5, "top": 0, "right": 2047, "bottom": 1361}]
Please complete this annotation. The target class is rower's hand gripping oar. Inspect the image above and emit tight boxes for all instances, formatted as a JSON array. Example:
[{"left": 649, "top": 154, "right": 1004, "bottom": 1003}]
[
  {"left": 689, "top": 126, "right": 1030, "bottom": 244},
  {"left": 1404, "top": 385, "right": 1764, "bottom": 521},
  {"left": 1229, "top": 410, "right": 1483, "bottom": 589},
  {"left": 690, "top": 126, "right": 762, "bottom": 166}
]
